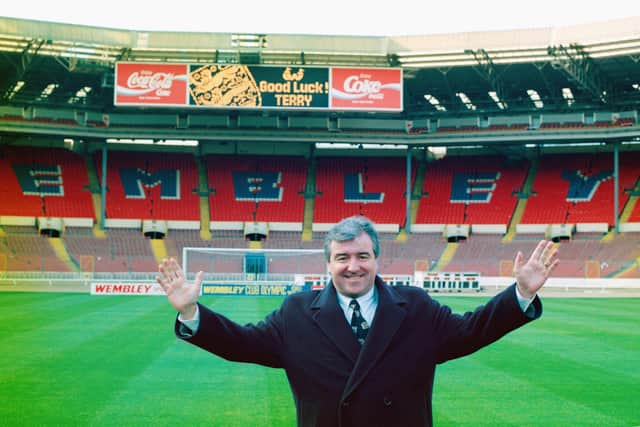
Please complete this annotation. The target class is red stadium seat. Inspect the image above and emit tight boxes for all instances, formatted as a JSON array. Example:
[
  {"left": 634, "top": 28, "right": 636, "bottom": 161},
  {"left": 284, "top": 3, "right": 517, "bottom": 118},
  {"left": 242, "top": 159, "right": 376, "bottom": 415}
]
[
  {"left": 0, "top": 146, "right": 94, "bottom": 218},
  {"left": 206, "top": 154, "right": 307, "bottom": 223},
  {"left": 95, "top": 150, "right": 200, "bottom": 221},
  {"left": 415, "top": 155, "right": 528, "bottom": 225},
  {"left": 521, "top": 152, "right": 640, "bottom": 225},
  {"left": 314, "top": 156, "right": 411, "bottom": 226}
]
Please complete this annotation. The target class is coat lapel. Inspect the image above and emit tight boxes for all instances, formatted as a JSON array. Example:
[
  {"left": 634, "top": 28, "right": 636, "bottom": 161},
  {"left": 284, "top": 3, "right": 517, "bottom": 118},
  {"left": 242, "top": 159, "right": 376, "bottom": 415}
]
[
  {"left": 310, "top": 283, "right": 361, "bottom": 363},
  {"left": 342, "top": 277, "right": 407, "bottom": 400}
]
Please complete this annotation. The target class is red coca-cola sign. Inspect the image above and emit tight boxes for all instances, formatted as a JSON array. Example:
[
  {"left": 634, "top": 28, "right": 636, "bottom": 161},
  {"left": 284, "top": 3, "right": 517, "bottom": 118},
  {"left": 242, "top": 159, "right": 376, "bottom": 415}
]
[
  {"left": 115, "top": 63, "right": 189, "bottom": 106},
  {"left": 330, "top": 67, "right": 402, "bottom": 111}
]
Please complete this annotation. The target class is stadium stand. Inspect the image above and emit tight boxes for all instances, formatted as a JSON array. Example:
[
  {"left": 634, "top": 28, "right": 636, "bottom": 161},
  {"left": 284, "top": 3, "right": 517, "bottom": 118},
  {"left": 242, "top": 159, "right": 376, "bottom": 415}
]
[
  {"left": 520, "top": 152, "right": 640, "bottom": 225},
  {"left": 0, "top": 149, "right": 638, "bottom": 279},
  {"left": 0, "top": 226, "right": 68, "bottom": 271},
  {"left": 444, "top": 233, "right": 640, "bottom": 278},
  {"left": 63, "top": 227, "right": 157, "bottom": 273},
  {"left": 378, "top": 233, "right": 448, "bottom": 274},
  {"left": 0, "top": 145, "right": 94, "bottom": 218},
  {"left": 206, "top": 154, "right": 307, "bottom": 223},
  {"left": 314, "top": 156, "right": 411, "bottom": 226},
  {"left": 261, "top": 231, "right": 322, "bottom": 251},
  {"left": 1, "top": 17, "right": 639, "bottom": 283},
  {"left": 415, "top": 155, "right": 528, "bottom": 225},
  {"left": 95, "top": 150, "right": 200, "bottom": 221}
]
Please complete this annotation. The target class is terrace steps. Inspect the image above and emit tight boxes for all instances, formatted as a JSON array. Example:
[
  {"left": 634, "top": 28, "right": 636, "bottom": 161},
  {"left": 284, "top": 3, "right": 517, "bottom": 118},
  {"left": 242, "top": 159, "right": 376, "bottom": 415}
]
[
  {"left": 433, "top": 242, "right": 458, "bottom": 272},
  {"left": 199, "top": 197, "right": 211, "bottom": 240},
  {"left": 302, "top": 157, "right": 317, "bottom": 241},
  {"left": 196, "top": 156, "right": 212, "bottom": 240},
  {"left": 504, "top": 158, "right": 538, "bottom": 242},
  {"left": 618, "top": 181, "right": 639, "bottom": 224},
  {"left": 150, "top": 239, "right": 168, "bottom": 265},
  {"left": 409, "top": 156, "right": 426, "bottom": 228},
  {"left": 48, "top": 237, "right": 79, "bottom": 272}
]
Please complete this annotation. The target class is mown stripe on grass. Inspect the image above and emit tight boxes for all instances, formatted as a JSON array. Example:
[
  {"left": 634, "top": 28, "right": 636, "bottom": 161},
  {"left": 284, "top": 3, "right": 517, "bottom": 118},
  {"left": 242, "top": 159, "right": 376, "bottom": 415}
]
[
  {"left": 0, "top": 295, "right": 177, "bottom": 426},
  {"left": 435, "top": 355, "right": 625, "bottom": 427},
  {"left": 89, "top": 342, "right": 293, "bottom": 426},
  {"left": 0, "top": 292, "right": 135, "bottom": 337},
  {"left": 90, "top": 295, "right": 295, "bottom": 426},
  {"left": 431, "top": 296, "right": 640, "bottom": 426},
  {"left": 0, "top": 294, "right": 157, "bottom": 380},
  {"left": 543, "top": 297, "right": 640, "bottom": 324},
  {"left": 466, "top": 336, "right": 640, "bottom": 426}
]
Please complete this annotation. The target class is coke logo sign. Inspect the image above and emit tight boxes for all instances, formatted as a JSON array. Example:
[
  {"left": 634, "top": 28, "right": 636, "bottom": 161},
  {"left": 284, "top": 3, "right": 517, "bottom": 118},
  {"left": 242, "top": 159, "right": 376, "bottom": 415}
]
[
  {"left": 126, "top": 72, "right": 174, "bottom": 96},
  {"left": 343, "top": 75, "right": 382, "bottom": 94},
  {"left": 330, "top": 68, "right": 401, "bottom": 109},
  {"left": 115, "top": 63, "right": 188, "bottom": 103}
]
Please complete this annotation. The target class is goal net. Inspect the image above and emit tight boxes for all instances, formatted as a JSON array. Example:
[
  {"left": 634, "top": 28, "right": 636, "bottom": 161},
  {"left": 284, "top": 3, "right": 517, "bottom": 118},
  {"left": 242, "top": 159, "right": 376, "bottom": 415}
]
[{"left": 182, "top": 247, "right": 328, "bottom": 295}]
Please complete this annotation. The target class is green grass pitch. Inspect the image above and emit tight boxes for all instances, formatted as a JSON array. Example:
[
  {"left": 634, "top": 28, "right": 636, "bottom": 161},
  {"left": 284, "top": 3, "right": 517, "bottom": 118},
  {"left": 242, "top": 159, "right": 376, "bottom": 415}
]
[{"left": 1, "top": 292, "right": 638, "bottom": 426}]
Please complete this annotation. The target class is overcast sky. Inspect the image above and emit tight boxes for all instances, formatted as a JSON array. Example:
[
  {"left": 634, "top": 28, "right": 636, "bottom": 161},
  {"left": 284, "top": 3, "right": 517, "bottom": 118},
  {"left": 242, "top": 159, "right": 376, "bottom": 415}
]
[{"left": 3, "top": 0, "right": 638, "bottom": 36}]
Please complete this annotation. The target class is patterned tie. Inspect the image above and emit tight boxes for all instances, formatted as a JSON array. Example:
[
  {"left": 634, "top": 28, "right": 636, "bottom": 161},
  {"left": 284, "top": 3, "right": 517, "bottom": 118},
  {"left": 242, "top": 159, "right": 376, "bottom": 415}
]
[{"left": 349, "top": 299, "right": 369, "bottom": 345}]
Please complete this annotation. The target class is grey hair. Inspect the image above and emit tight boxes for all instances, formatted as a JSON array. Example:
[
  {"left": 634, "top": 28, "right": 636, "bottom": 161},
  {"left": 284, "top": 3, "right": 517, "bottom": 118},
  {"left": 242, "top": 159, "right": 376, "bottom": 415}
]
[{"left": 323, "top": 215, "right": 380, "bottom": 261}]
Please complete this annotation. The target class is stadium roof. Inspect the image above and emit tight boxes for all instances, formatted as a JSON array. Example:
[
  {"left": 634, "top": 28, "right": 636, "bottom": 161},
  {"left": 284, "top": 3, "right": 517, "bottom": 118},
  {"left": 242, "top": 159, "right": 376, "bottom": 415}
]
[
  {"left": 1, "top": 15, "right": 639, "bottom": 116},
  {"left": 2, "top": 0, "right": 638, "bottom": 36},
  {"left": 0, "top": 15, "right": 639, "bottom": 152}
]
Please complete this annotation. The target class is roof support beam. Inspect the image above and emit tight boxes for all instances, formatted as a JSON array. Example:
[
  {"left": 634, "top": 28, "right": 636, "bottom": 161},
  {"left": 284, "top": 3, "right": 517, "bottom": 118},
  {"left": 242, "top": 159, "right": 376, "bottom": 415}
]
[
  {"left": 547, "top": 43, "right": 610, "bottom": 104},
  {"left": 1, "top": 38, "right": 45, "bottom": 101},
  {"left": 465, "top": 48, "right": 508, "bottom": 108},
  {"left": 533, "top": 62, "right": 562, "bottom": 108}
]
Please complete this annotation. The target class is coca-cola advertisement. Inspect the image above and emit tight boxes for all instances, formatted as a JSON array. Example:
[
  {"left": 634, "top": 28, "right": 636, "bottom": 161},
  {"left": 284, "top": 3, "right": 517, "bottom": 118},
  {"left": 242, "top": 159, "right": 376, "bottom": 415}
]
[
  {"left": 330, "top": 67, "right": 403, "bottom": 111},
  {"left": 115, "top": 63, "right": 189, "bottom": 106},
  {"left": 113, "top": 62, "right": 403, "bottom": 111}
]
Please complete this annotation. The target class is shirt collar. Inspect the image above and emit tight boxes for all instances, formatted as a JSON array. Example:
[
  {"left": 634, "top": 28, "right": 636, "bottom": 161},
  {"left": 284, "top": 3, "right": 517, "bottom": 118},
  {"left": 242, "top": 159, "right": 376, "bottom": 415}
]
[{"left": 336, "top": 282, "right": 377, "bottom": 311}]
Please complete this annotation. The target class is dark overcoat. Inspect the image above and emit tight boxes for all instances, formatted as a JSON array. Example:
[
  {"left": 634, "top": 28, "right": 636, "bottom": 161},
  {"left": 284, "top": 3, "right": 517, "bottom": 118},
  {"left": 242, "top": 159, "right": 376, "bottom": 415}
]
[{"left": 176, "top": 277, "right": 541, "bottom": 426}]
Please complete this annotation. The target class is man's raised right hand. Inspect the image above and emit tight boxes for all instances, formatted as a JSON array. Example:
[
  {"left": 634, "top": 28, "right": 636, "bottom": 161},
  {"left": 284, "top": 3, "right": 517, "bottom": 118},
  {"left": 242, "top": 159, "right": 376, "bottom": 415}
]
[{"left": 156, "top": 258, "right": 203, "bottom": 319}]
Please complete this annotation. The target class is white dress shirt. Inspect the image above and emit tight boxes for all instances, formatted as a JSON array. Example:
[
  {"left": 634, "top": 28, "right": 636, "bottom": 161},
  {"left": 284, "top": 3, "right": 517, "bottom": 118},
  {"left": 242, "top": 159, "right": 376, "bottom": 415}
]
[{"left": 335, "top": 284, "right": 378, "bottom": 327}]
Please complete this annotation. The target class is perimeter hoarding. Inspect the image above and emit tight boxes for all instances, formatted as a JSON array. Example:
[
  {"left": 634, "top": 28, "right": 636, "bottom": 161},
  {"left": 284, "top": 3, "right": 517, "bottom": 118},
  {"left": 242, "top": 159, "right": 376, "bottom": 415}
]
[
  {"left": 201, "top": 283, "right": 305, "bottom": 296},
  {"left": 90, "top": 282, "right": 166, "bottom": 295},
  {"left": 114, "top": 62, "right": 402, "bottom": 111}
]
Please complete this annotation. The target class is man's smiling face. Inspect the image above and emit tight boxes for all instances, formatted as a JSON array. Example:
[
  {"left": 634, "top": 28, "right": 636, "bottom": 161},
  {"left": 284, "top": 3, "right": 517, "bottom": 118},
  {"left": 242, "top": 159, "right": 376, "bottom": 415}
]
[{"left": 327, "top": 232, "right": 379, "bottom": 298}]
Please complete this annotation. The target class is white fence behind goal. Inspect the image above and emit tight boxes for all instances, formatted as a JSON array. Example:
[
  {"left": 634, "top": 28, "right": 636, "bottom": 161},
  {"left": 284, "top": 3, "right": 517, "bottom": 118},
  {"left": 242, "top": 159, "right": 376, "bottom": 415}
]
[{"left": 183, "top": 248, "right": 329, "bottom": 293}]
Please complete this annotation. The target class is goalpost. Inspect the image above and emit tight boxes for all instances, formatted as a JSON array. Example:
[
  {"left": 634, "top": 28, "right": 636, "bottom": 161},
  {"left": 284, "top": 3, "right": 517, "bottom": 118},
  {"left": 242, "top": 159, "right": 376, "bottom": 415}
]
[
  {"left": 182, "top": 247, "right": 328, "bottom": 296},
  {"left": 180, "top": 247, "right": 480, "bottom": 296}
]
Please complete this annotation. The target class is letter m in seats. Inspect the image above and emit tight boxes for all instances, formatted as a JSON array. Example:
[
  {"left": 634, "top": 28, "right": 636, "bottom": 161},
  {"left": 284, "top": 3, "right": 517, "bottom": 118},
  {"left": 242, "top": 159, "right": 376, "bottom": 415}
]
[
  {"left": 13, "top": 164, "right": 64, "bottom": 196},
  {"left": 119, "top": 168, "right": 180, "bottom": 199}
]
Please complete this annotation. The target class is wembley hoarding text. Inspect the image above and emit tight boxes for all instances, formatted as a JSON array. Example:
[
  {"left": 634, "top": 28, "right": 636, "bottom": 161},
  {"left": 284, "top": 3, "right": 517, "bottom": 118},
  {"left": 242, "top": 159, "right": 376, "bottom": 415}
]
[
  {"left": 91, "top": 282, "right": 166, "bottom": 295},
  {"left": 114, "top": 62, "right": 402, "bottom": 111}
]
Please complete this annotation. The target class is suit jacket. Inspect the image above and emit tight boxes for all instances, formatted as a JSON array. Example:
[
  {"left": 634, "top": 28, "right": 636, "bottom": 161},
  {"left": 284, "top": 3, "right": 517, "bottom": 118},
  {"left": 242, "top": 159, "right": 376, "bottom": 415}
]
[{"left": 176, "top": 277, "right": 541, "bottom": 427}]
